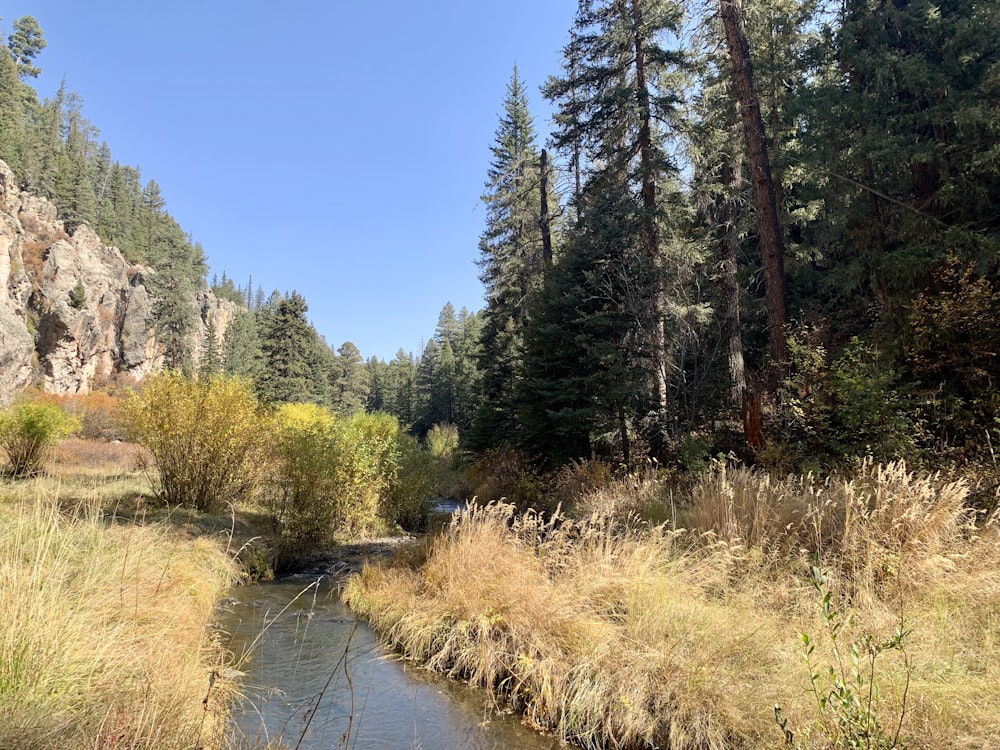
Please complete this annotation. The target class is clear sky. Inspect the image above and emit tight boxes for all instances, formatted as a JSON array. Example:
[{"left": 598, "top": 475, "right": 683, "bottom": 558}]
[{"left": 3, "top": 1, "right": 577, "bottom": 361}]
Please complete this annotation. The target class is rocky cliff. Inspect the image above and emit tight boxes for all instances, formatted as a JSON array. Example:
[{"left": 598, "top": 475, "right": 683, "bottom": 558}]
[{"left": 0, "top": 159, "right": 239, "bottom": 405}]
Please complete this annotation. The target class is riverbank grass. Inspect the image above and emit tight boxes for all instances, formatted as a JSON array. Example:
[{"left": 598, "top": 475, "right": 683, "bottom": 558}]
[
  {"left": 345, "top": 462, "right": 1000, "bottom": 749},
  {"left": 0, "top": 478, "right": 241, "bottom": 749}
]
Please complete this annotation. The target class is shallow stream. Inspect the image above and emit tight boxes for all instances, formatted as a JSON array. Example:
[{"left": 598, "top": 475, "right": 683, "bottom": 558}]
[{"left": 220, "top": 575, "right": 563, "bottom": 750}]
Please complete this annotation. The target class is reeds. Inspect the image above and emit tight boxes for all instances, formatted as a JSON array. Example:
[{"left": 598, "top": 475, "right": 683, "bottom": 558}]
[
  {"left": 0, "top": 486, "right": 240, "bottom": 749},
  {"left": 345, "top": 462, "right": 1000, "bottom": 749}
]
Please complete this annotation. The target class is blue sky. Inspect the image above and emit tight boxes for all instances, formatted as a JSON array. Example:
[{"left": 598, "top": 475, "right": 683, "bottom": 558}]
[{"left": 3, "top": 1, "right": 577, "bottom": 361}]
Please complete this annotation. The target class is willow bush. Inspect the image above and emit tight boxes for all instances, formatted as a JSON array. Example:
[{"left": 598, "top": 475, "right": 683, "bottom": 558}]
[
  {"left": 271, "top": 406, "right": 442, "bottom": 558},
  {"left": 119, "top": 373, "right": 273, "bottom": 511},
  {"left": 0, "top": 396, "right": 79, "bottom": 477}
]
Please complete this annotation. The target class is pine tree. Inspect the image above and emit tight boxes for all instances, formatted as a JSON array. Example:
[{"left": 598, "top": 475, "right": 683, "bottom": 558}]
[
  {"left": 331, "top": 341, "right": 370, "bottom": 415},
  {"left": 223, "top": 310, "right": 264, "bottom": 381},
  {"left": 134, "top": 183, "right": 205, "bottom": 372},
  {"left": 0, "top": 47, "right": 23, "bottom": 173},
  {"left": 19, "top": 82, "right": 62, "bottom": 197},
  {"left": 719, "top": 0, "right": 789, "bottom": 374},
  {"left": 818, "top": 0, "right": 1000, "bottom": 322},
  {"left": 521, "top": 171, "right": 656, "bottom": 464},
  {"left": 198, "top": 317, "right": 222, "bottom": 379},
  {"left": 56, "top": 120, "right": 97, "bottom": 232},
  {"left": 256, "top": 291, "right": 328, "bottom": 404},
  {"left": 386, "top": 349, "right": 417, "bottom": 426},
  {"left": 413, "top": 338, "right": 440, "bottom": 435},
  {"left": 452, "top": 307, "right": 483, "bottom": 436},
  {"left": 474, "top": 67, "right": 552, "bottom": 448},
  {"left": 534, "top": 0, "right": 695, "bottom": 457},
  {"left": 6, "top": 16, "right": 45, "bottom": 80}
]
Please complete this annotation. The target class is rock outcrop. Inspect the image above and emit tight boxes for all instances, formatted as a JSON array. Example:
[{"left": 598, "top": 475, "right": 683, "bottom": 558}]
[{"left": 0, "top": 159, "right": 239, "bottom": 405}]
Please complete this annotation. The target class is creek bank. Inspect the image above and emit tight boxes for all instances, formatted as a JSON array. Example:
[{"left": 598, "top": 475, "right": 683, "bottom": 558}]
[
  {"left": 281, "top": 535, "right": 418, "bottom": 581},
  {"left": 221, "top": 565, "right": 563, "bottom": 750}
]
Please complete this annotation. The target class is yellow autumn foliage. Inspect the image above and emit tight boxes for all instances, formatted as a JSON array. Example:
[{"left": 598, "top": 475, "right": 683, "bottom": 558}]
[{"left": 119, "top": 373, "right": 274, "bottom": 511}]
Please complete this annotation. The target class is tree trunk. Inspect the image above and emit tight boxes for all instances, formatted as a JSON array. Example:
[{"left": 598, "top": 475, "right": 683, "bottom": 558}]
[
  {"left": 540, "top": 148, "right": 553, "bottom": 267},
  {"left": 631, "top": 0, "right": 669, "bottom": 415},
  {"left": 619, "top": 403, "right": 631, "bottom": 466},
  {"left": 720, "top": 0, "right": 789, "bottom": 378},
  {"left": 717, "top": 159, "right": 747, "bottom": 406}
]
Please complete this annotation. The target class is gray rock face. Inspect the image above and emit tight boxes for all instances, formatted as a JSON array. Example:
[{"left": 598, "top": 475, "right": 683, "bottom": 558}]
[{"left": 0, "top": 158, "right": 238, "bottom": 405}]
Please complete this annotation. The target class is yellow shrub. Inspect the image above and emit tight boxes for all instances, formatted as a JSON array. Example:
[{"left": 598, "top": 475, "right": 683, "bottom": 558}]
[
  {"left": 0, "top": 395, "right": 79, "bottom": 477},
  {"left": 271, "top": 407, "right": 437, "bottom": 556},
  {"left": 118, "top": 373, "right": 273, "bottom": 511}
]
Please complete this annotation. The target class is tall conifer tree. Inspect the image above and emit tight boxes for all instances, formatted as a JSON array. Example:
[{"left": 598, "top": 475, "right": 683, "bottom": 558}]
[
  {"left": 475, "top": 66, "right": 551, "bottom": 447},
  {"left": 535, "top": 0, "right": 695, "bottom": 458}
]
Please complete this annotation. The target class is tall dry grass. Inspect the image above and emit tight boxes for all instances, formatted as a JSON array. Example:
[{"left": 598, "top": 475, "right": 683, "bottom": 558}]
[
  {"left": 345, "top": 462, "right": 1000, "bottom": 749},
  {"left": 0, "top": 488, "right": 241, "bottom": 749}
]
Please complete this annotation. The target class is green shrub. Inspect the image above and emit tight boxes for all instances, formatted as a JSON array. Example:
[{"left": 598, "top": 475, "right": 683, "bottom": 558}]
[
  {"left": 269, "top": 403, "right": 342, "bottom": 554},
  {"left": 348, "top": 411, "right": 405, "bottom": 527},
  {"left": 776, "top": 564, "right": 911, "bottom": 750},
  {"left": 118, "top": 373, "right": 272, "bottom": 511},
  {"left": 774, "top": 333, "right": 919, "bottom": 469},
  {"left": 271, "top": 406, "right": 404, "bottom": 557},
  {"left": 69, "top": 278, "right": 87, "bottom": 310},
  {"left": 387, "top": 434, "right": 446, "bottom": 531},
  {"left": 0, "top": 398, "right": 78, "bottom": 477},
  {"left": 425, "top": 422, "right": 460, "bottom": 461}
]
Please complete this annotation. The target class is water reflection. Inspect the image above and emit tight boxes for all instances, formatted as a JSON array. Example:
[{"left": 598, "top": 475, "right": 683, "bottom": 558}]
[{"left": 221, "top": 576, "right": 563, "bottom": 750}]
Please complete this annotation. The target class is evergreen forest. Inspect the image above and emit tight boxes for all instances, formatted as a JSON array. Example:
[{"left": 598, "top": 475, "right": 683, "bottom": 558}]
[{"left": 3, "top": 1, "right": 1000, "bottom": 472}]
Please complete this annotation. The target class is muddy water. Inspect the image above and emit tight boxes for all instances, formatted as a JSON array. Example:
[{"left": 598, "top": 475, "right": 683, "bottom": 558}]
[{"left": 221, "top": 576, "right": 563, "bottom": 750}]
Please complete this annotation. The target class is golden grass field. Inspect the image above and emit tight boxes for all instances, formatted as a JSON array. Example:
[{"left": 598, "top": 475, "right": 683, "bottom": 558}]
[{"left": 0, "top": 439, "right": 244, "bottom": 750}]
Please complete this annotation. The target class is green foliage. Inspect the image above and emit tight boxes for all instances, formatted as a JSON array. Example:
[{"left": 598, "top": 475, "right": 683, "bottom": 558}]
[
  {"left": 269, "top": 405, "right": 448, "bottom": 556},
  {"left": 256, "top": 291, "right": 331, "bottom": 405},
  {"left": 330, "top": 341, "right": 369, "bottom": 416},
  {"left": 365, "top": 349, "right": 417, "bottom": 425},
  {"left": 270, "top": 406, "right": 404, "bottom": 559},
  {"left": 222, "top": 310, "right": 264, "bottom": 381},
  {"left": 198, "top": 317, "right": 221, "bottom": 379},
  {"left": 474, "top": 67, "right": 549, "bottom": 447},
  {"left": 385, "top": 433, "right": 445, "bottom": 531},
  {"left": 6, "top": 16, "right": 46, "bottom": 80},
  {"left": 269, "top": 403, "right": 344, "bottom": 554},
  {"left": 0, "top": 47, "right": 24, "bottom": 173},
  {"left": 119, "top": 373, "right": 272, "bottom": 512},
  {"left": 906, "top": 254, "right": 1000, "bottom": 452},
  {"left": 777, "top": 565, "right": 910, "bottom": 750},
  {"left": 0, "top": 397, "right": 77, "bottom": 477},
  {"left": 774, "top": 333, "right": 918, "bottom": 469},
  {"left": 425, "top": 422, "right": 459, "bottom": 460},
  {"left": 68, "top": 278, "right": 86, "bottom": 309},
  {"left": 210, "top": 271, "right": 245, "bottom": 305}
]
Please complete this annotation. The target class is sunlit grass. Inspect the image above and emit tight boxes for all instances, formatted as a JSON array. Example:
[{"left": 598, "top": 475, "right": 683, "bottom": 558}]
[
  {"left": 0, "top": 452, "right": 242, "bottom": 749},
  {"left": 345, "top": 462, "right": 1000, "bottom": 749}
]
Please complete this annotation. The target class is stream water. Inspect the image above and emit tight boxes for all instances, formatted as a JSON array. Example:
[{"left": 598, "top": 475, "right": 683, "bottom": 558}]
[{"left": 220, "top": 575, "right": 564, "bottom": 750}]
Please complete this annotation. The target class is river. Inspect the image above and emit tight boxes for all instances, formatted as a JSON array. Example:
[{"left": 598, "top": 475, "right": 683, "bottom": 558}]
[{"left": 220, "top": 575, "right": 564, "bottom": 750}]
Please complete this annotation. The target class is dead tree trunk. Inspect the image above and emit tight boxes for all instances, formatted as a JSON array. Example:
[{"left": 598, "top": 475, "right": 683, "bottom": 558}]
[{"left": 717, "top": 159, "right": 747, "bottom": 406}]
